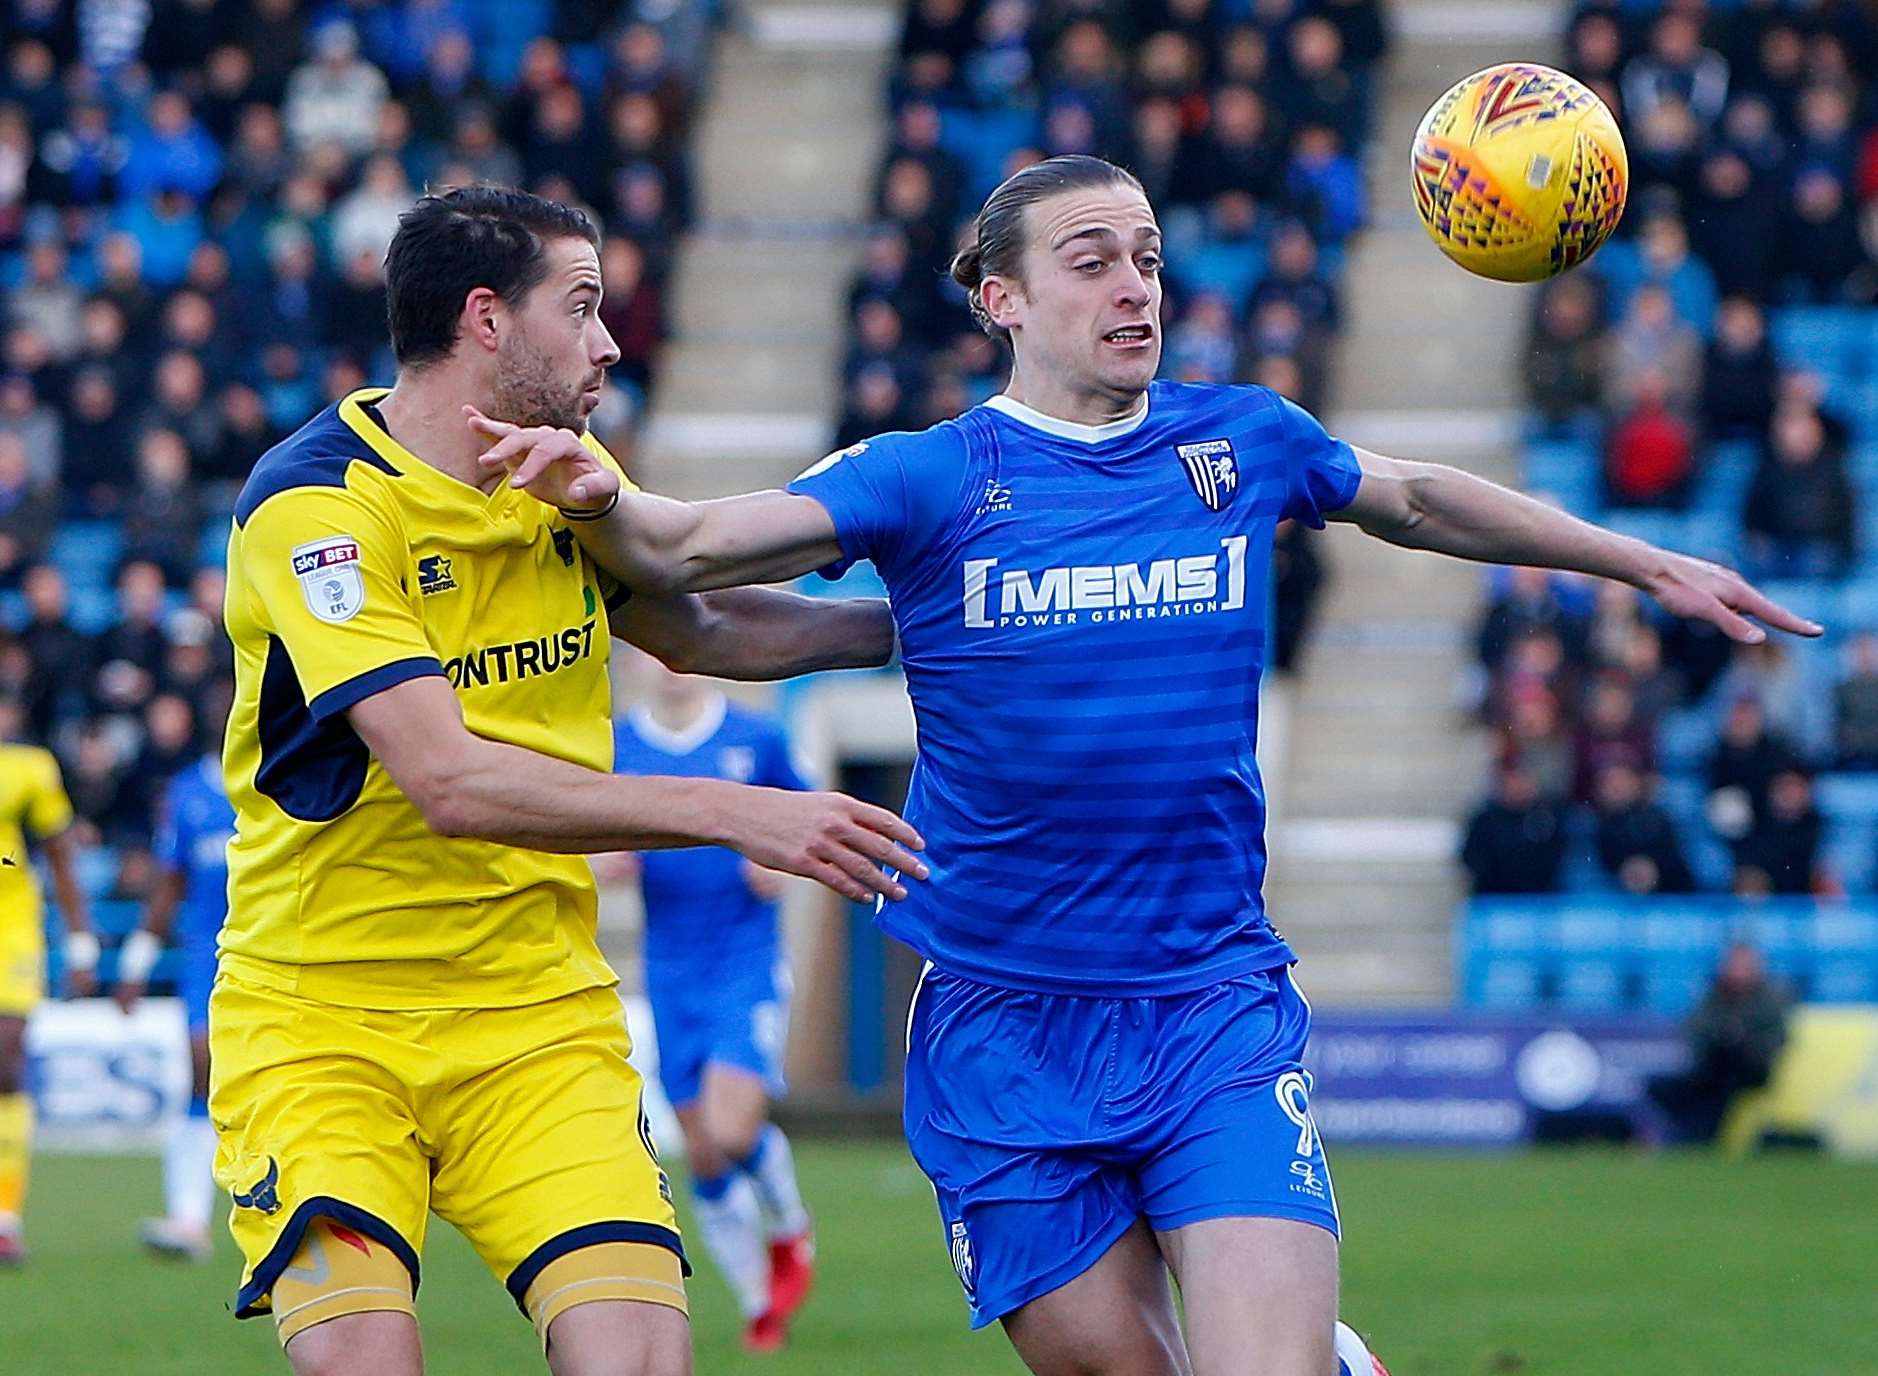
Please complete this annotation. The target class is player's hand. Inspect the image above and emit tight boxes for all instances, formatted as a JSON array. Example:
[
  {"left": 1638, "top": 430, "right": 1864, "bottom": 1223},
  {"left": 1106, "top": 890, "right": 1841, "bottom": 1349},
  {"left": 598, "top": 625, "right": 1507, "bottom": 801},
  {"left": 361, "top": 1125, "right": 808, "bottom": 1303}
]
[
  {"left": 112, "top": 981, "right": 144, "bottom": 1016},
  {"left": 743, "top": 860, "right": 789, "bottom": 902},
  {"left": 1640, "top": 553, "right": 1824, "bottom": 644},
  {"left": 465, "top": 405, "right": 620, "bottom": 513},
  {"left": 726, "top": 789, "right": 927, "bottom": 904}
]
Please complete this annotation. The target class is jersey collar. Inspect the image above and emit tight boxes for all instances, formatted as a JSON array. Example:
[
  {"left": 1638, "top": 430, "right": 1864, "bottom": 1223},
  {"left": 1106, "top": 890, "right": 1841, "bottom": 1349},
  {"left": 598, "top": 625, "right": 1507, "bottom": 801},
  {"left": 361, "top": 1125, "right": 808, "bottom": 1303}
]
[
  {"left": 338, "top": 386, "right": 520, "bottom": 512},
  {"left": 984, "top": 391, "right": 1150, "bottom": 443},
  {"left": 627, "top": 692, "right": 728, "bottom": 756}
]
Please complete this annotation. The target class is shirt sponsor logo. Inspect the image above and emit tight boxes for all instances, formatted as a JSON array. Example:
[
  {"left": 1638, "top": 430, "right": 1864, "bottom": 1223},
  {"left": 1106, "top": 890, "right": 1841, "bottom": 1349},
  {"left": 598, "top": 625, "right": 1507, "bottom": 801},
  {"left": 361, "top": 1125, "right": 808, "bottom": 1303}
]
[
  {"left": 292, "top": 536, "right": 365, "bottom": 623},
  {"left": 718, "top": 746, "right": 756, "bottom": 782},
  {"left": 974, "top": 478, "right": 1014, "bottom": 516},
  {"left": 441, "top": 619, "right": 599, "bottom": 689},
  {"left": 961, "top": 536, "right": 1248, "bottom": 628}
]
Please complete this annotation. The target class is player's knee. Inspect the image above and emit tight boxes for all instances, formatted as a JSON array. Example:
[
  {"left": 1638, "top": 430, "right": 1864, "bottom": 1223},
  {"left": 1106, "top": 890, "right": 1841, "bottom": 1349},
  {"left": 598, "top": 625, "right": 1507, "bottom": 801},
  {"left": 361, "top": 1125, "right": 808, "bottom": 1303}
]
[
  {"left": 545, "top": 1301, "right": 692, "bottom": 1376},
  {"left": 283, "top": 1309, "right": 421, "bottom": 1376},
  {"left": 677, "top": 1121, "right": 729, "bottom": 1180}
]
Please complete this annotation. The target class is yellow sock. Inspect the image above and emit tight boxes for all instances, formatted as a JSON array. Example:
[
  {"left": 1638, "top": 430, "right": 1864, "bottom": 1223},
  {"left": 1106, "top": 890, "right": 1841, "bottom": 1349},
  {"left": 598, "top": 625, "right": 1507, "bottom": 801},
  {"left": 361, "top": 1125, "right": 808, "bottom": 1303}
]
[{"left": 0, "top": 1092, "right": 32, "bottom": 1222}]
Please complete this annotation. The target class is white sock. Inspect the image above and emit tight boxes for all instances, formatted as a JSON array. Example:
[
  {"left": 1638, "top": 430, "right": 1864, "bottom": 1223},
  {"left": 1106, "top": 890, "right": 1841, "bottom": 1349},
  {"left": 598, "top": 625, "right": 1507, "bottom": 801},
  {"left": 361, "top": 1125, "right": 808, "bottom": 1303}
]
[
  {"left": 736, "top": 1124, "right": 810, "bottom": 1240},
  {"left": 164, "top": 1114, "right": 218, "bottom": 1230},
  {"left": 691, "top": 1172, "right": 770, "bottom": 1319}
]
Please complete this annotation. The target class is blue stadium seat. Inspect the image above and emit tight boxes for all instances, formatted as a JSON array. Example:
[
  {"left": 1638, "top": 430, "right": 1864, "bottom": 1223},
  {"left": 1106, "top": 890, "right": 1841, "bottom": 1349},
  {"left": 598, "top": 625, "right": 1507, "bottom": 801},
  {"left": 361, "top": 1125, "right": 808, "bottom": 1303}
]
[
  {"left": 1770, "top": 306, "right": 1866, "bottom": 379},
  {"left": 48, "top": 520, "right": 124, "bottom": 588},
  {"left": 1521, "top": 437, "right": 1600, "bottom": 511}
]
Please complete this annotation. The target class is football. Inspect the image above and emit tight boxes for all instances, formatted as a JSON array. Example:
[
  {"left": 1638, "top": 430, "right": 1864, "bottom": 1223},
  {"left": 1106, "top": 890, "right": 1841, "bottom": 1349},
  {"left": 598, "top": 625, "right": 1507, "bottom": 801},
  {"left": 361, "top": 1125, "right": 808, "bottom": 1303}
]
[
  {"left": 1410, "top": 61, "right": 1628, "bottom": 282},
  {"left": 1337, "top": 1320, "right": 1390, "bottom": 1376}
]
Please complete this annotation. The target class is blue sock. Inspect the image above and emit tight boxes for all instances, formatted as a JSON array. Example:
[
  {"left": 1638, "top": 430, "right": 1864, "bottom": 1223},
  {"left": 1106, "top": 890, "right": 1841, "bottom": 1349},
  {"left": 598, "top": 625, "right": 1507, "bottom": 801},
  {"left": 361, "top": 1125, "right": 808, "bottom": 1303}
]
[
  {"left": 691, "top": 1168, "right": 735, "bottom": 1202},
  {"left": 733, "top": 1125, "right": 810, "bottom": 1237},
  {"left": 187, "top": 1095, "right": 209, "bottom": 1120}
]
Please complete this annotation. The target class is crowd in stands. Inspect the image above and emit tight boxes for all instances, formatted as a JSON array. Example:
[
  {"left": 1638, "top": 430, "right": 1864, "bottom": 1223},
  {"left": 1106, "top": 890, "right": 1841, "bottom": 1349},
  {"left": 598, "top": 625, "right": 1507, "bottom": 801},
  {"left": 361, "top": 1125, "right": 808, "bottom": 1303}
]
[
  {"left": 854, "top": 0, "right": 1387, "bottom": 668},
  {"left": 0, "top": 0, "right": 711, "bottom": 895},
  {"left": 1466, "top": 0, "right": 1878, "bottom": 911}
]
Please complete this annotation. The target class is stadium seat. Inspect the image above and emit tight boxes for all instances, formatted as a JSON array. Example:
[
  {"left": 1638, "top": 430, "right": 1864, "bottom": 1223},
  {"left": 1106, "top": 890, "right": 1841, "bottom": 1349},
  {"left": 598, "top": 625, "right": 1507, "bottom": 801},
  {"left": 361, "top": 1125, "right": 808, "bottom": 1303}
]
[{"left": 1770, "top": 306, "right": 1866, "bottom": 379}]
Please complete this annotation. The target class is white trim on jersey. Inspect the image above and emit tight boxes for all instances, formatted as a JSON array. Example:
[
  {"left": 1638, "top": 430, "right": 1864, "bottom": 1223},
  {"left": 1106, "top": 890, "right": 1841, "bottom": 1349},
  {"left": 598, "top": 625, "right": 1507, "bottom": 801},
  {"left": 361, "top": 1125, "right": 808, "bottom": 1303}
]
[
  {"left": 626, "top": 692, "right": 729, "bottom": 756},
  {"left": 984, "top": 392, "right": 1150, "bottom": 443}
]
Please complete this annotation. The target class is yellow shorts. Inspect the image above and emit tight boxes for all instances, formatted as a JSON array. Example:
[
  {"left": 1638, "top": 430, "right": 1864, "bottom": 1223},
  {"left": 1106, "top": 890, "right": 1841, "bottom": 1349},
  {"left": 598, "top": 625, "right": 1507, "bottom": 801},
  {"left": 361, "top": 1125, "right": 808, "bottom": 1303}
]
[
  {"left": 207, "top": 974, "right": 686, "bottom": 1325},
  {"left": 0, "top": 922, "right": 42, "bottom": 1018}
]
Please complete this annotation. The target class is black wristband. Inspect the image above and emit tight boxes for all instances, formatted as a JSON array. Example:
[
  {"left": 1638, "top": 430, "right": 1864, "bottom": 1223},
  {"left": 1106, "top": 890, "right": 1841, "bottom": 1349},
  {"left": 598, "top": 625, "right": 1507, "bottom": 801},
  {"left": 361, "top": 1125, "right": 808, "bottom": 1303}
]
[{"left": 558, "top": 490, "right": 620, "bottom": 521}]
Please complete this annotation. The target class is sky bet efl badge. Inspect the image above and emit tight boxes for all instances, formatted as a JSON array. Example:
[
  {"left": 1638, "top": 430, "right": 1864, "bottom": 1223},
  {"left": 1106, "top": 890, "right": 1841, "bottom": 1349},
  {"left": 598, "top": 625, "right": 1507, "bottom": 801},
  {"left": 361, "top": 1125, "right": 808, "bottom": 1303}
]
[
  {"left": 293, "top": 535, "right": 366, "bottom": 623},
  {"left": 1176, "top": 439, "right": 1239, "bottom": 511}
]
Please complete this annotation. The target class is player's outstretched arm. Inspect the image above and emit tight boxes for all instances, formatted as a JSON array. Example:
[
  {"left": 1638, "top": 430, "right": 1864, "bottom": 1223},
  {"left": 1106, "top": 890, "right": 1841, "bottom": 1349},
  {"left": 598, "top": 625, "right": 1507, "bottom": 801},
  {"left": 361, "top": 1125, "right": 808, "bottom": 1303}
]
[
  {"left": 612, "top": 586, "right": 894, "bottom": 679},
  {"left": 467, "top": 405, "right": 844, "bottom": 594},
  {"left": 581, "top": 488, "right": 843, "bottom": 595},
  {"left": 1336, "top": 447, "right": 1824, "bottom": 644},
  {"left": 349, "top": 675, "right": 926, "bottom": 902}
]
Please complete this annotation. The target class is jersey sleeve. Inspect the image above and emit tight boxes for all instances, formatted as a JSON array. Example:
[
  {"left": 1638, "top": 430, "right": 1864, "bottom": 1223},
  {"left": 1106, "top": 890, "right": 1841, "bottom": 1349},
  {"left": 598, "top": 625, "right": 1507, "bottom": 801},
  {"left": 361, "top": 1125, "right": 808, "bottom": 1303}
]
[
  {"left": 238, "top": 484, "right": 442, "bottom": 722},
  {"left": 784, "top": 427, "right": 968, "bottom": 580},
  {"left": 581, "top": 432, "right": 642, "bottom": 614},
  {"left": 24, "top": 750, "right": 74, "bottom": 839},
  {"left": 1275, "top": 395, "right": 1363, "bottom": 529}
]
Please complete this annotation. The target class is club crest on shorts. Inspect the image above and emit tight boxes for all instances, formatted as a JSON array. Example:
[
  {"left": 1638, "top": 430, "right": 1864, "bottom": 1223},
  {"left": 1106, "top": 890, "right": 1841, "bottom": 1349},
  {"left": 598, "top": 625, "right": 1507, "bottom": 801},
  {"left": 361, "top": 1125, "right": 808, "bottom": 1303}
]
[
  {"left": 948, "top": 1220, "right": 975, "bottom": 1295},
  {"left": 1175, "top": 439, "right": 1239, "bottom": 511},
  {"left": 233, "top": 1156, "right": 282, "bottom": 1214},
  {"left": 292, "top": 536, "right": 366, "bottom": 623}
]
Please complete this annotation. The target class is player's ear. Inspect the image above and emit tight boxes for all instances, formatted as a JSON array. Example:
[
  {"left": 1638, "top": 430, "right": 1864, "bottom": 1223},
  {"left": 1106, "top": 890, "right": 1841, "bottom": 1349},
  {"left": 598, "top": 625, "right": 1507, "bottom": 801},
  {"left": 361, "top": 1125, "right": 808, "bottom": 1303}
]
[
  {"left": 981, "top": 274, "right": 1022, "bottom": 331},
  {"left": 463, "top": 286, "right": 502, "bottom": 354}
]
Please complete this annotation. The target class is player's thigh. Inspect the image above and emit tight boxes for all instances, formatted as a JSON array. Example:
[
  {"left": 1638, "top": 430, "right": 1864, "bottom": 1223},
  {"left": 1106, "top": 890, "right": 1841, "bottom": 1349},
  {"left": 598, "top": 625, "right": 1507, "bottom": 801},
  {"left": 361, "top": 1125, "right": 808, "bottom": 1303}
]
[
  {"left": 429, "top": 989, "right": 688, "bottom": 1341},
  {"left": 207, "top": 976, "right": 431, "bottom": 1327},
  {"left": 544, "top": 1297, "right": 691, "bottom": 1376},
  {"left": 1133, "top": 969, "right": 1339, "bottom": 1241},
  {"left": 284, "top": 1308, "right": 423, "bottom": 1376},
  {"left": 903, "top": 968, "right": 1141, "bottom": 1331},
  {"left": 697, "top": 1062, "right": 769, "bottom": 1157},
  {"left": 1000, "top": 1218, "right": 1188, "bottom": 1376},
  {"left": 1156, "top": 1217, "right": 1338, "bottom": 1376}
]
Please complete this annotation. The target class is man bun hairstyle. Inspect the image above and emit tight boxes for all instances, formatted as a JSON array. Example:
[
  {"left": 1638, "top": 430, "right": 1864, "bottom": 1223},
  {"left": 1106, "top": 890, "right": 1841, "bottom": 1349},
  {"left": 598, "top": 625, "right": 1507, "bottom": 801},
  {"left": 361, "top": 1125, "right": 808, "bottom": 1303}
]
[
  {"left": 949, "top": 154, "right": 1145, "bottom": 341},
  {"left": 385, "top": 184, "right": 601, "bottom": 367}
]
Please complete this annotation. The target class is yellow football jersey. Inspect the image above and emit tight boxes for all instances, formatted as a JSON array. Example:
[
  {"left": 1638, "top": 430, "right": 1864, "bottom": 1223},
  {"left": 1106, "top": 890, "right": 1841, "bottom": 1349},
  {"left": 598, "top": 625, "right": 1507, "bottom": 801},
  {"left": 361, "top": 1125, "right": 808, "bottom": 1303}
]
[
  {"left": 219, "top": 387, "right": 637, "bottom": 1010},
  {"left": 0, "top": 741, "right": 74, "bottom": 940}
]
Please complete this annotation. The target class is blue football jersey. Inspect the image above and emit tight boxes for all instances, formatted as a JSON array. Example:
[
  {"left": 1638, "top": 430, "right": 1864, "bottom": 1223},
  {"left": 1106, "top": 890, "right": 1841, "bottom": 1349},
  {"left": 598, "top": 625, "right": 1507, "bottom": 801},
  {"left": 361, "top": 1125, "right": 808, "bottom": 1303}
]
[
  {"left": 612, "top": 697, "right": 811, "bottom": 971},
  {"left": 787, "top": 381, "right": 1363, "bottom": 995},
  {"left": 152, "top": 755, "right": 235, "bottom": 950}
]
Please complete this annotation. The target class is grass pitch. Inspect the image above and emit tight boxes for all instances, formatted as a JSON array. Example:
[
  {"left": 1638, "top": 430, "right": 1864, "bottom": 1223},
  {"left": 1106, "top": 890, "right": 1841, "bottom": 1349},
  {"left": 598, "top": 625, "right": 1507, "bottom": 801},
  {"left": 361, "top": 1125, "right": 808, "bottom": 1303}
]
[{"left": 6, "top": 1142, "right": 1874, "bottom": 1375}]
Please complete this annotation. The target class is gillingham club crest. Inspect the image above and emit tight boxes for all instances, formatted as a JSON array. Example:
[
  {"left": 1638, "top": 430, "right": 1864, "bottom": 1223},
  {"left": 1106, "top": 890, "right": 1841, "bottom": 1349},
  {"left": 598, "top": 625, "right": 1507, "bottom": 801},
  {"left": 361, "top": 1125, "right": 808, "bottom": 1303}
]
[{"left": 1176, "top": 439, "right": 1239, "bottom": 511}]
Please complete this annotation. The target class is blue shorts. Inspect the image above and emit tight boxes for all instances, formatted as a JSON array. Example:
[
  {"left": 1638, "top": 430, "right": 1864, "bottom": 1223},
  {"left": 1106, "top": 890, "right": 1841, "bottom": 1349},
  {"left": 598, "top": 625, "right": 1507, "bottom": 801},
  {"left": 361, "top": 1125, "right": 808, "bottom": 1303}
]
[
  {"left": 646, "top": 959, "right": 789, "bottom": 1110},
  {"left": 179, "top": 940, "right": 217, "bottom": 1038},
  {"left": 903, "top": 963, "right": 1337, "bottom": 1328}
]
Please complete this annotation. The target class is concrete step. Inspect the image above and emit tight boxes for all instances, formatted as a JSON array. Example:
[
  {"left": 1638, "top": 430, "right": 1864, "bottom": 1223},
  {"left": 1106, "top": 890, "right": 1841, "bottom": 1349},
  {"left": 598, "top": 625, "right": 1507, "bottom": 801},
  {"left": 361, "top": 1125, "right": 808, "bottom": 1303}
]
[
  {"left": 693, "top": 43, "right": 888, "bottom": 221},
  {"left": 653, "top": 339, "right": 843, "bottom": 413},
  {"left": 668, "top": 237, "right": 860, "bottom": 343}
]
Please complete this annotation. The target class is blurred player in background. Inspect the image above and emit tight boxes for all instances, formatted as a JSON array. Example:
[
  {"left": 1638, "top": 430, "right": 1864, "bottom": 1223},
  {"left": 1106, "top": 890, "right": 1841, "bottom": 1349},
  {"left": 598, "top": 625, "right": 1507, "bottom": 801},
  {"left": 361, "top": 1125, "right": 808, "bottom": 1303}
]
[
  {"left": 0, "top": 693, "right": 96, "bottom": 1265},
  {"left": 115, "top": 681, "right": 237, "bottom": 1263},
  {"left": 493, "top": 155, "right": 1821, "bottom": 1376},
  {"left": 607, "top": 659, "right": 816, "bottom": 1353},
  {"left": 211, "top": 186, "right": 922, "bottom": 1376}
]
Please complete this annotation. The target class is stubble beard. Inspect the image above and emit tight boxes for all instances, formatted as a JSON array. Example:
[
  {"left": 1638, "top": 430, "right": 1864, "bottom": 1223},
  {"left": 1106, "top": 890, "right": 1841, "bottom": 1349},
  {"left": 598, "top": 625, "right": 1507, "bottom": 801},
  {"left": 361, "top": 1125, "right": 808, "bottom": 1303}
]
[{"left": 491, "top": 328, "right": 588, "bottom": 434}]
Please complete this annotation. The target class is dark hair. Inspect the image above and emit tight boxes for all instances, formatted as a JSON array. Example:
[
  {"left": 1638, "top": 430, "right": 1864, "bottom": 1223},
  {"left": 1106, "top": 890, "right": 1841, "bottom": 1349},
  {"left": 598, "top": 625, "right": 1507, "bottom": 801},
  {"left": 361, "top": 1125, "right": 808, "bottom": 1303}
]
[
  {"left": 949, "top": 155, "right": 1145, "bottom": 340},
  {"left": 384, "top": 184, "right": 601, "bottom": 367}
]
